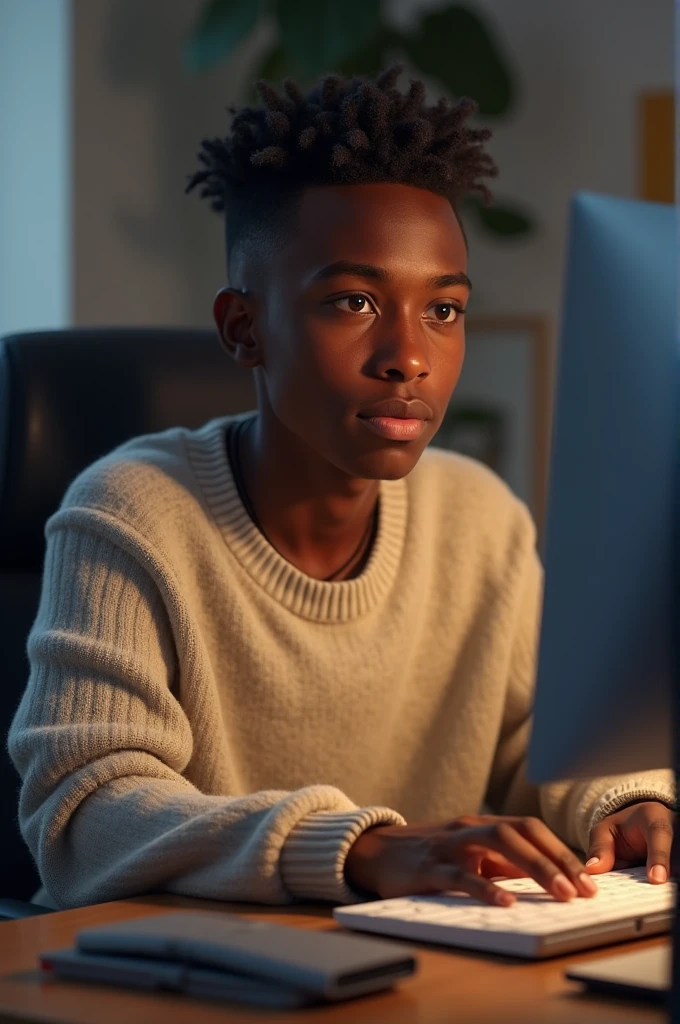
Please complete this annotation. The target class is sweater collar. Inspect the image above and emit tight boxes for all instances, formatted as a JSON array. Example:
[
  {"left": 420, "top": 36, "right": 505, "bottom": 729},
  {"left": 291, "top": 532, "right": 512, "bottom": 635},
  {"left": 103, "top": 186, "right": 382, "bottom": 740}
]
[{"left": 187, "top": 413, "right": 408, "bottom": 623}]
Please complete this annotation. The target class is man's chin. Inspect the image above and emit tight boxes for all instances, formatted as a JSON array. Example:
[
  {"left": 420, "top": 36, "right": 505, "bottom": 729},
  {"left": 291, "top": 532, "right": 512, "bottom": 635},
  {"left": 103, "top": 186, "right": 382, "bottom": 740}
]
[{"left": 350, "top": 445, "right": 427, "bottom": 481}]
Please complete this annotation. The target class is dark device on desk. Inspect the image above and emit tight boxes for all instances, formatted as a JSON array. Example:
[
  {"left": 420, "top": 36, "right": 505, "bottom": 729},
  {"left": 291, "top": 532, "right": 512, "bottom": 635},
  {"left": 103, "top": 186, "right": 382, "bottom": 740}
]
[
  {"left": 40, "top": 910, "right": 417, "bottom": 1008},
  {"left": 526, "top": 192, "right": 677, "bottom": 1001}
]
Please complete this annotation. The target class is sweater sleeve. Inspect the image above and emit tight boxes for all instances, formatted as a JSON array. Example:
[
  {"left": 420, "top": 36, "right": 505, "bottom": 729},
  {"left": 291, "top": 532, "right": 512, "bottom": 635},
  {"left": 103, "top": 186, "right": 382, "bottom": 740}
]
[
  {"left": 484, "top": 517, "right": 675, "bottom": 852},
  {"left": 7, "top": 520, "right": 403, "bottom": 910}
]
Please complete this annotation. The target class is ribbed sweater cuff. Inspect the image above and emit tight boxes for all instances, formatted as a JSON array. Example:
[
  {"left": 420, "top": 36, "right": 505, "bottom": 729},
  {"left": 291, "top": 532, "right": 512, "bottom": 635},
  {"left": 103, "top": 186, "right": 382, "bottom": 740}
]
[
  {"left": 280, "top": 807, "right": 406, "bottom": 905},
  {"left": 581, "top": 780, "right": 677, "bottom": 852}
]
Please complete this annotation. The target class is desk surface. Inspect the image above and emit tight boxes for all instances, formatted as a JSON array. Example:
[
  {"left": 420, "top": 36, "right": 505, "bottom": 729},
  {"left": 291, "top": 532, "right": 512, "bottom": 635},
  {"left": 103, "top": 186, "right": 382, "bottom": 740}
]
[{"left": 0, "top": 894, "right": 669, "bottom": 1024}]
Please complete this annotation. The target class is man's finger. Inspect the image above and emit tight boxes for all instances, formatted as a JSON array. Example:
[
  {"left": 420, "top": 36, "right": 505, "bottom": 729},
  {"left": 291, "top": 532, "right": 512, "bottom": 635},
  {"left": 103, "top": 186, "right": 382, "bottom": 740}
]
[
  {"left": 429, "top": 863, "right": 516, "bottom": 907},
  {"left": 645, "top": 818, "right": 674, "bottom": 883},
  {"left": 586, "top": 821, "right": 616, "bottom": 873},
  {"left": 512, "top": 817, "right": 596, "bottom": 897},
  {"left": 466, "top": 827, "right": 585, "bottom": 902},
  {"left": 478, "top": 852, "right": 528, "bottom": 880}
]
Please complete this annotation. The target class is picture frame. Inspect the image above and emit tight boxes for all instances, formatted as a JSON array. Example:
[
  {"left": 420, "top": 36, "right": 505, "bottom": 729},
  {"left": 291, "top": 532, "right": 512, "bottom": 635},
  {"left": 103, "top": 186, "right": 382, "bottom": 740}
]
[
  {"left": 638, "top": 90, "right": 674, "bottom": 203},
  {"left": 431, "top": 315, "right": 553, "bottom": 537}
]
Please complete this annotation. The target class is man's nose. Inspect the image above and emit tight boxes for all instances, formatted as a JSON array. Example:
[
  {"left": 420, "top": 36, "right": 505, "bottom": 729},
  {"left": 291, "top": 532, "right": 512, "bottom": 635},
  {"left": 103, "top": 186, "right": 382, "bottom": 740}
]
[{"left": 371, "top": 319, "right": 431, "bottom": 382}]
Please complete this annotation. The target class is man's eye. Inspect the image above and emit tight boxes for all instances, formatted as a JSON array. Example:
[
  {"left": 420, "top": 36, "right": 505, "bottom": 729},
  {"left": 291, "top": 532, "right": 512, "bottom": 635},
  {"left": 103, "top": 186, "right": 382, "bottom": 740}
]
[
  {"left": 333, "top": 294, "right": 375, "bottom": 314},
  {"left": 424, "top": 302, "right": 464, "bottom": 324}
]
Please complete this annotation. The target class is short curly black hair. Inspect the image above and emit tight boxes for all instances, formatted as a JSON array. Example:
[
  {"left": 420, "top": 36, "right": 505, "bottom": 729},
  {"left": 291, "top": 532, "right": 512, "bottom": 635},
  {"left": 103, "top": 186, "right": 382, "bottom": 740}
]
[{"left": 185, "top": 63, "right": 498, "bottom": 279}]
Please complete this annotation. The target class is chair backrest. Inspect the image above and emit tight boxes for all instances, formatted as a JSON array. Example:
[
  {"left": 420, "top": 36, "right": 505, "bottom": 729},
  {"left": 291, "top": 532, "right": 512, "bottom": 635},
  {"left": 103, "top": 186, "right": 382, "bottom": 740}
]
[{"left": 0, "top": 327, "right": 257, "bottom": 898}]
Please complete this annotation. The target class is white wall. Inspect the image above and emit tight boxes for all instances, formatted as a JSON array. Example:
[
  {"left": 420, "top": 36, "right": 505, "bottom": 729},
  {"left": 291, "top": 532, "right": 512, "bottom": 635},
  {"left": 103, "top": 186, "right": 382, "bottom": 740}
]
[
  {"left": 72, "top": 0, "right": 247, "bottom": 327},
  {"left": 71, "top": 0, "right": 674, "bottom": 335},
  {"left": 0, "top": 0, "right": 72, "bottom": 336}
]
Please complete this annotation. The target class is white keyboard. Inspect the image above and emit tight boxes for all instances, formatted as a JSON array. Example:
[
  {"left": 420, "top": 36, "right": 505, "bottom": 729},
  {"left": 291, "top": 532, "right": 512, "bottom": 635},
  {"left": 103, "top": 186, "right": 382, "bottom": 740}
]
[{"left": 334, "top": 867, "right": 675, "bottom": 959}]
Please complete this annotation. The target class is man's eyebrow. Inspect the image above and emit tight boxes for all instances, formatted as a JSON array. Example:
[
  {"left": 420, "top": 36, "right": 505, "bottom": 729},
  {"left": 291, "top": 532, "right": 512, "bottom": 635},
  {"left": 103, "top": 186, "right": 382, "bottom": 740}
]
[{"left": 309, "top": 261, "right": 472, "bottom": 291}]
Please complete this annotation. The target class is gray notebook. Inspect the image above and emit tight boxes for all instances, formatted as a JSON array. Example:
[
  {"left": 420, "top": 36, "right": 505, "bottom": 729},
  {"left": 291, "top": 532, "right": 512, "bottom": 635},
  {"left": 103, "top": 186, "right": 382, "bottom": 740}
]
[{"left": 67, "top": 909, "right": 417, "bottom": 1002}]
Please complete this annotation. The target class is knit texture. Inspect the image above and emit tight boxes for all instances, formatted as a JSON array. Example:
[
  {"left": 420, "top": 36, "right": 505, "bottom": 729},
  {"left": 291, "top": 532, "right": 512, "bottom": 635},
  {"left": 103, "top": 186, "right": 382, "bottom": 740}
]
[{"left": 7, "top": 412, "right": 675, "bottom": 910}]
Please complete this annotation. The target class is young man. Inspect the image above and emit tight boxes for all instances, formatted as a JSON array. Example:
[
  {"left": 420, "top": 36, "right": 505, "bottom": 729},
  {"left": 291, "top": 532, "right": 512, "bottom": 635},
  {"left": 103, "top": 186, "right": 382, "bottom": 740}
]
[{"left": 9, "top": 66, "right": 674, "bottom": 911}]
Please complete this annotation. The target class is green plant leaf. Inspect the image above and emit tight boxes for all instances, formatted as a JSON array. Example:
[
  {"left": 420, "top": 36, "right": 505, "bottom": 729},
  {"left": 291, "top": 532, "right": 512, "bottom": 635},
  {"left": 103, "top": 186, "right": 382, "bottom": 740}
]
[
  {"left": 402, "top": 5, "right": 514, "bottom": 116},
  {"left": 463, "top": 195, "right": 535, "bottom": 237},
  {"left": 334, "top": 27, "right": 403, "bottom": 80},
  {"left": 248, "top": 29, "right": 394, "bottom": 100},
  {"left": 185, "top": 0, "right": 263, "bottom": 74},
  {"left": 254, "top": 28, "right": 399, "bottom": 94},
  {"left": 277, "top": 0, "right": 382, "bottom": 79},
  {"left": 255, "top": 42, "right": 301, "bottom": 82}
]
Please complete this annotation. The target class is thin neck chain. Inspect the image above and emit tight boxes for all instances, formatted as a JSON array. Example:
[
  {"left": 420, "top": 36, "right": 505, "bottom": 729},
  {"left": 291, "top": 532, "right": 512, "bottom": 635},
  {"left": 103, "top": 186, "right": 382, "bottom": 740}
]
[{"left": 227, "top": 417, "right": 378, "bottom": 582}]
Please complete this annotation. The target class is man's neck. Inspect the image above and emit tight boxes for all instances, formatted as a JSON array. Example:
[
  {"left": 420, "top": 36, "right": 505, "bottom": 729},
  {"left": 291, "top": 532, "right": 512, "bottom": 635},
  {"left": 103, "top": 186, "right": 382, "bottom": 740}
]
[{"left": 238, "top": 412, "right": 380, "bottom": 581}]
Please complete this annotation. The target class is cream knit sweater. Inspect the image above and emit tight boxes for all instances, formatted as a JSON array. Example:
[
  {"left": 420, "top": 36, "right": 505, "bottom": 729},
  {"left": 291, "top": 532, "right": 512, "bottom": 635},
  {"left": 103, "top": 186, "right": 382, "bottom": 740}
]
[{"left": 8, "top": 412, "right": 674, "bottom": 910}]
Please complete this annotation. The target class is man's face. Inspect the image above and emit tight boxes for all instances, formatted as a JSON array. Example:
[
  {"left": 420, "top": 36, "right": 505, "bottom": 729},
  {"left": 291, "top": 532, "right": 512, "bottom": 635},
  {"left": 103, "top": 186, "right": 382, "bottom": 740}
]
[{"left": 230, "top": 182, "right": 470, "bottom": 481}]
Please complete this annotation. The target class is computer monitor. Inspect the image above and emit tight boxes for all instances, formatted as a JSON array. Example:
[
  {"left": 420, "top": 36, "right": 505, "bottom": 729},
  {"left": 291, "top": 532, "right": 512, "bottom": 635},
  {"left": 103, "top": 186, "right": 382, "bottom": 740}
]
[{"left": 527, "top": 191, "right": 677, "bottom": 783}]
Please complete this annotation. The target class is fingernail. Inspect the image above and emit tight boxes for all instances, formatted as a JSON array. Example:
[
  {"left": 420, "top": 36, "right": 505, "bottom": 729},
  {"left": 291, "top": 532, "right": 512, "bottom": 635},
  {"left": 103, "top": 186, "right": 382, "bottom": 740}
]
[
  {"left": 494, "top": 890, "right": 514, "bottom": 907},
  {"left": 585, "top": 857, "right": 600, "bottom": 868},
  {"left": 650, "top": 865, "right": 667, "bottom": 883},
  {"left": 553, "top": 873, "right": 578, "bottom": 900},
  {"left": 579, "top": 872, "right": 598, "bottom": 894}
]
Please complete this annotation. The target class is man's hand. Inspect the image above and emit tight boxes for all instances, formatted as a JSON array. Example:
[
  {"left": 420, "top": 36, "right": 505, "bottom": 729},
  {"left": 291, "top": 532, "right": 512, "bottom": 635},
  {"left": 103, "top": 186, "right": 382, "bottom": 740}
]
[
  {"left": 344, "top": 814, "right": 599, "bottom": 907},
  {"left": 585, "top": 801, "right": 676, "bottom": 883}
]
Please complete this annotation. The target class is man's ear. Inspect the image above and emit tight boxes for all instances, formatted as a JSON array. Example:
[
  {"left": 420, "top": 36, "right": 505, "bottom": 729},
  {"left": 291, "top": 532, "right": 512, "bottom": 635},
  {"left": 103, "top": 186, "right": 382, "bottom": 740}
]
[{"left": 213, "top": 287, "right": 262, "bottom": 369}]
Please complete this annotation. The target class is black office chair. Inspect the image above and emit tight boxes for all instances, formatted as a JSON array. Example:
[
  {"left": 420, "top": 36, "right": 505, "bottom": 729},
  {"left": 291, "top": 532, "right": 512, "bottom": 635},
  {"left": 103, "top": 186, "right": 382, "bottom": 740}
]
[{"left": 0, "top": 327, "right": 257, "bottom": 919}]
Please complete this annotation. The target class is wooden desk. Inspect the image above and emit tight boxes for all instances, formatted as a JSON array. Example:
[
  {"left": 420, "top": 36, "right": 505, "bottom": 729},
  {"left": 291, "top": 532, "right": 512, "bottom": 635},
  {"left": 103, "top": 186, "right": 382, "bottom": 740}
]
[{"left": 0, "top": 895, "right": 669, "bottom": 1024}]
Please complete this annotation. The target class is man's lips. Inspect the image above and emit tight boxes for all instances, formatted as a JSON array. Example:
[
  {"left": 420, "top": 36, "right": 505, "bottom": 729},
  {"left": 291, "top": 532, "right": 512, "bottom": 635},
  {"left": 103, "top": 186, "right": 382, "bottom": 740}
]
[
  {"left": 358, "top": 416, "right": 426, "bottom": 441},
  {"left": 356, "top": 397, "right": 432, "bottom": 441},
  {"left": 357, "top": 398, "right": 433, "bottom": 421}
]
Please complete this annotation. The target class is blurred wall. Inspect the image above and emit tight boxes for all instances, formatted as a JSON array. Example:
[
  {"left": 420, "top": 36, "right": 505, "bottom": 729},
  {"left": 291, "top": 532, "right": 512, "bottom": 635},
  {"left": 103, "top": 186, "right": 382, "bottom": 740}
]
[
  {"left": 0, "top": 0, "right": 71, "bottom": 336},
  {"left": 72, "top": 0, "right": 674, "bottom": 331}
]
